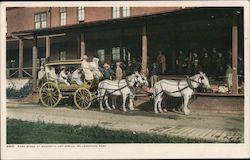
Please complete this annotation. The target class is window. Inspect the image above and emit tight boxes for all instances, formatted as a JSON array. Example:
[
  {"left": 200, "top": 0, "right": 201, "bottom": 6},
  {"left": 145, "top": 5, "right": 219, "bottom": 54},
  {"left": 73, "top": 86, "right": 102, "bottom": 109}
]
[
  {"left": 112, "top": 7, "right": 120, "bottom": 18},
  {"left": 34, "top": 13, "right": 47, "bottom": 29},
  {"left": 60, "top": 51, "right": 66, "bottom": 60},
  {"left": 122, "top": 7, "right": 130, "bottom": 17},
  {"left": 97, "top": 49, "right": 105, "bottom": 62},
  {"left": 10, "top": 60, "right": 16, "bottom": 68},
  {"left": 78, "top": 7, "right": 85, "bottom": 21},
  {"left": 40, "top": 58, "right": 46, "bottom": 66},
  {"left": 60, "top": 7, "right": 67, "bottom": 26},
  {"left": 112, "top": 47, "right": 120, "bottom": 61}
]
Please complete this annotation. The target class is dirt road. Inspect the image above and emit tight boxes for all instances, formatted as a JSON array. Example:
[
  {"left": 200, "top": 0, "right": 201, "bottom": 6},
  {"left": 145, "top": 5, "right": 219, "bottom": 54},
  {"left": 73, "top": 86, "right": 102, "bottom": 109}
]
[{"left": 6, "top": 99, "right": 244, "bottom": 142}]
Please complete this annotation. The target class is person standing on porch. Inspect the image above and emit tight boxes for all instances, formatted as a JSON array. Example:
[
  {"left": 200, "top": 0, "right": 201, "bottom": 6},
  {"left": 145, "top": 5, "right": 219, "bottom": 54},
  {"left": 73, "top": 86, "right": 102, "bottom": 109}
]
[
  {"left": 115, "top": 62, "right": 123, "bottom": 80},
  {"left": 157, "top": 50, "right": 166, "bottom": 74},
  {"left": 103, "top": 63, "right": 114, "bottom": 80},
  {"left": 176, "top": 50, "right": 185, "bottom": 74},
  {"left": 150, "top": 62, "right": 158, "bottom": 88}
]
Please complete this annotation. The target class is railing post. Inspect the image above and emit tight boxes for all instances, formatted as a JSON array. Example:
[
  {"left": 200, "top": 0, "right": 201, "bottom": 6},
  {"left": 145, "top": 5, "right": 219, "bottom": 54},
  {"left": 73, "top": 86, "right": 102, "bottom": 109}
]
[
  {"left": 80, "top": 32, "right": 85, "bottom": 59},
  {"left": 18, "top": 39, "right": 23, "bottom": 78},
  {"left": 45, "top": 36, "right": 50, "bottom": 62},
  {"left": 32, "top": 35, "right": 38, "bottom": 92},
  {"left": 142, "top": 23, "right": 147, "bottom": 72},
  {"left": 232, "top": 14, "right": 238, "bottom": 95}
]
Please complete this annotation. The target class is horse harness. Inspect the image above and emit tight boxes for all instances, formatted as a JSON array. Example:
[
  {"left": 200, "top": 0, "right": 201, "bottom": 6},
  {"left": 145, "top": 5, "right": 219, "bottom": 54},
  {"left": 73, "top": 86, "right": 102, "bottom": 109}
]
[
  {"left": 154, "top": 76, "right": 204, "bottom": 98},
  {"left": 96, "top": 76, "right": 137, "bottom": 99}
]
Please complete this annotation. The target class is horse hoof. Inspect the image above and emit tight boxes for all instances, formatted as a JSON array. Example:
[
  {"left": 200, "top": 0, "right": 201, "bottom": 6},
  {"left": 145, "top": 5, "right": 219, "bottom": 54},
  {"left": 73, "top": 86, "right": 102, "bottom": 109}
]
[
  {"left": 100, "top": 108, "right": 104, "bottom": 111},
  {"left": 163, "top": 109, "right": 168, "bottom": 112},
  {"left": 184, "top": 110, "right": 190, "bottom": 115},
  {"left": 154, "top": 111, "right": 159, "bottom": 114},
  {"left": 123, "top": 109, "right": 127, "bottom": 112}
]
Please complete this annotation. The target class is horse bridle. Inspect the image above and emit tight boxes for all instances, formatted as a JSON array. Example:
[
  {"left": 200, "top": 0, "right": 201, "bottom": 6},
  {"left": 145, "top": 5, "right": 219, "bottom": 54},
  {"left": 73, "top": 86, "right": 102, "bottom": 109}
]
[{"left": 187, "top": 75, "right": 204, "bottom": 89}]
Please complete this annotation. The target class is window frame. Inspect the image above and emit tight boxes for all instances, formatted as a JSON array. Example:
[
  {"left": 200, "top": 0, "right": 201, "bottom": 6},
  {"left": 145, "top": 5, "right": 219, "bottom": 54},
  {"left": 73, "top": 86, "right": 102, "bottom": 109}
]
[
  {"left": 122, "top": 7, "right": 131, "bottom": 17},
  {"left": 60, "top": 51, "right": 67, "bottom": 60},
  {"left": 112, "top": 7, "right": 120, "bottom": 19},
  {"left": 59, "top": 7, "right": 67, "bottom": 26},
  {"left": 78, "top": 7, "right": 85, "bottom": 22},
  {"left": 112, "top": 47, "right": 121, "bottom": 61},
  {"left": 34, "top": 12, "right": 47, "bottom": 29},
  {"left": 97, "top": 49, "right": 105, "bottom": 62}
]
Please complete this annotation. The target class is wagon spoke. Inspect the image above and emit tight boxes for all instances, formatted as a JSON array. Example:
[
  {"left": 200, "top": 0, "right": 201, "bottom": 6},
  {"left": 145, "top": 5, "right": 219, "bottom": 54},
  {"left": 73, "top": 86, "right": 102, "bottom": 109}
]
[
  {"left": 80, "top": 100, "right": 84, "bottom": 108},
  {"left": 43, "top": 96, "right": 49, "bottom": 104},
  {"left": 79, "top": 90, "right": 84, "bottom": 97},
  {"left": 47, "top": 97, "right": 51, "bottom": 106},
  {"left": 50, "top": 96, "right": 56, "bottom": 105}
]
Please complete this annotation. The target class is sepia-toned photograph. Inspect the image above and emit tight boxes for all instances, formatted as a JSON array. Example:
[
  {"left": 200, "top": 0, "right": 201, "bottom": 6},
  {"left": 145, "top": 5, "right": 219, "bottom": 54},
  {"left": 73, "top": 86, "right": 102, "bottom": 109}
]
[{"left": 1, "top": 1, "right": 249, "bottom": 159}]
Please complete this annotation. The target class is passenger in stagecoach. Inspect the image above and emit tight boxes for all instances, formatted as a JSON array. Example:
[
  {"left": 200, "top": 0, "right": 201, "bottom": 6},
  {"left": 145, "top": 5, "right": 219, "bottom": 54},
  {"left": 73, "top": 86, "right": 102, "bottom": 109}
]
[
  {"left": 46, "top": 66, "right": 58, "bottom": 84},
  {"left": 71, "top": 67, "right": 83, "bottom": 85},
  {"left": 37, "top": 65, "right": 46, "bottom": 87},
  {"left": 103, "top": 63, "right": 114, "bottom": 80},
  {"left": 59, "top": 66, "right": 71, "bottom": 86},
  {"left": 89, "top": 57, "right": 103, "bottom": 80},
  {"left": 81, "top": 55, "right": 94, "bottom": 82}
]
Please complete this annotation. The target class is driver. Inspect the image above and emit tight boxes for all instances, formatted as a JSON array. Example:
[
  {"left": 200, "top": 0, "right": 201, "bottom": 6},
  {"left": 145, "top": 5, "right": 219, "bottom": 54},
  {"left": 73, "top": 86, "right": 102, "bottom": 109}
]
[{"left": 81, "top": 55, "right": 94, "bottom": 82}]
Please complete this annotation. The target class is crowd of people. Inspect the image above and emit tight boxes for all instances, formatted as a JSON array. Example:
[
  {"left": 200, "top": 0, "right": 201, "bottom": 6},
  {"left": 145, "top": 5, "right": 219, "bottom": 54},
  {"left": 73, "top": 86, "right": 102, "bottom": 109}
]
[{"left": 38, "top": 48, "right": 244, "bottom": 92}]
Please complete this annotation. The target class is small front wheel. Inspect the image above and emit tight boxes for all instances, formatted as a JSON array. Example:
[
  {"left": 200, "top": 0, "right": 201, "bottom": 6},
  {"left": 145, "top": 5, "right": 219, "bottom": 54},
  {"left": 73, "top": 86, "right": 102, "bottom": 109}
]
[{"left": 74, "top": 87, "right": 92, "bottom": 110}]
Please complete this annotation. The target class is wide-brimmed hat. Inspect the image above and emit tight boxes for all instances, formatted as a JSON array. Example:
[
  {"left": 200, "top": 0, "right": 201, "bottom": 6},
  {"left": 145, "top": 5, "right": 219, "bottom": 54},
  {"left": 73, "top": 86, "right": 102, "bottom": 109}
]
[
  {"left": 82, "top": 55, "right": 88, "bottom": 60},
  {"left": 103, "top": 63, "right": 109, "bottom": 68}
]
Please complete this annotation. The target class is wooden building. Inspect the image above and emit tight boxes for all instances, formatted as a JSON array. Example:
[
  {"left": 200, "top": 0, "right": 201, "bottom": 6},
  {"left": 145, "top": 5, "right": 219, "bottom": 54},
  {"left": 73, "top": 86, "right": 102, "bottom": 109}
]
[{"left": 6, "top": 7, "right": 244, "bottom": 94}]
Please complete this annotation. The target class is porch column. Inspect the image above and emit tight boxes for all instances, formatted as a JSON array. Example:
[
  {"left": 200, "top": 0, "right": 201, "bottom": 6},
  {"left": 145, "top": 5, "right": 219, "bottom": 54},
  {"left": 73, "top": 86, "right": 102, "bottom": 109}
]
[
  {"left": 45, "top": 36, "right": 50, "bottom": 61},
  {"left": 18, "top": 39, "right": 23, "bottom": 78},
  {"left": 80, "top": 32, "right": 86, "bottom": 59},
  {"left": 142, "top": 23, "right": 147, "bottom": 72},
  {"left": 32, "top": 36, "right": 38, "bottom": 92},
  {"left": 232, "top": 14, "right": 238, "bottom": 94}
]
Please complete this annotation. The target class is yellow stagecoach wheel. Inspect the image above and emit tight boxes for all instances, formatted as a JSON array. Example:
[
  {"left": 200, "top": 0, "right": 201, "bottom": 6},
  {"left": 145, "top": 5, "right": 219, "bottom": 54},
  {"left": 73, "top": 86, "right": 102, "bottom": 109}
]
[
  {"left": 74, "top": 87, "right": 92, "bottom": 110},
  {"left": 39, "top": 82, "right": 61, "bottom": 107}
]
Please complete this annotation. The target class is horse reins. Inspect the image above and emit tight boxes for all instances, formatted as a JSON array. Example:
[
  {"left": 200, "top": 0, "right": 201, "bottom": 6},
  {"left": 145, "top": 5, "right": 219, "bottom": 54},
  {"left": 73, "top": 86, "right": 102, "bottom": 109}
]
[{"left": 153, "top": 76, "right": 204, "bottom": 98}]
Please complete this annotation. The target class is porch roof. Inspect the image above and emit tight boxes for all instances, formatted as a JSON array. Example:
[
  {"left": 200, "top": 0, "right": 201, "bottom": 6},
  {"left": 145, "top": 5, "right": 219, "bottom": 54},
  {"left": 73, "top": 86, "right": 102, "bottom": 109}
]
[{"left": 11, "top": 7, "right": 242, "bottom": 38}]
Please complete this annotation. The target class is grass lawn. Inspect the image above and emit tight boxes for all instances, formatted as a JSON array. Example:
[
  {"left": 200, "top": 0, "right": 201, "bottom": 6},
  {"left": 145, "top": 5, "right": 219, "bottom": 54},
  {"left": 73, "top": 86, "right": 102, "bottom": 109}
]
[{"left": 7, "top": 119, "right": 216, "bottom": 143}]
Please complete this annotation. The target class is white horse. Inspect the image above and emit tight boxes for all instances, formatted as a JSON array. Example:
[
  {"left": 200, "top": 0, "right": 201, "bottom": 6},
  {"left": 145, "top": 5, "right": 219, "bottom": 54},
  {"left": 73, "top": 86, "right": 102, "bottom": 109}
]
[
  {"left": 153, "top": 72, "right": 210, "bottom": 115},
  {"left": 98, "top": 71, "right": 148, "bottom": 112}
]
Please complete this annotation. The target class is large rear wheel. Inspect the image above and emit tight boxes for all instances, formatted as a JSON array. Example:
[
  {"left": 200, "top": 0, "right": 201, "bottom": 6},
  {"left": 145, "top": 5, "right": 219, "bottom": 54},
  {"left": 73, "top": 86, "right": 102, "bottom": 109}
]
[
  {"left": 74, "top": 87, "right": 92, "bottom": 109},
  {"left": 39, "top": 82, "right": 61, "bottom": 107}
]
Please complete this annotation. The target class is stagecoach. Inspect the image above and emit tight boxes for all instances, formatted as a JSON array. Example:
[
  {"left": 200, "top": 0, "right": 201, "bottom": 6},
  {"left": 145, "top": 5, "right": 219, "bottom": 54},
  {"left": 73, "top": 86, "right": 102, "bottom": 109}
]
[{"left": 38, "top": 59, "right": 99, "bottom": 110}]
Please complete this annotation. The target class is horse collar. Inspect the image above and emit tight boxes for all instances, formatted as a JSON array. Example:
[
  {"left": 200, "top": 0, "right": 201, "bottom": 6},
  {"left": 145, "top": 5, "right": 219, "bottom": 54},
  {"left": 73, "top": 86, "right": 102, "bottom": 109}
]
[{"left": 186, "top": 76, "right": 195, "bottom": 90}]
